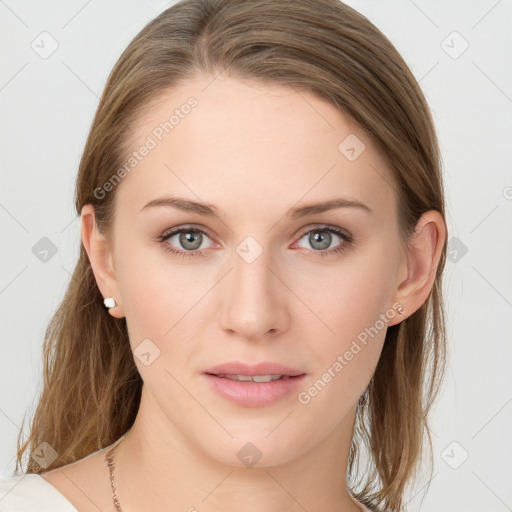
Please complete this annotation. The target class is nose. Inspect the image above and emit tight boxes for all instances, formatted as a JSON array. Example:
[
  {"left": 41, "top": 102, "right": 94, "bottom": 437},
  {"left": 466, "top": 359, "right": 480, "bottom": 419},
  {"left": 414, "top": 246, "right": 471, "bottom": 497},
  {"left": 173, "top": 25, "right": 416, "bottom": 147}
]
[{"left": 217, "top": 243, "right": 290, "bottom": 341}]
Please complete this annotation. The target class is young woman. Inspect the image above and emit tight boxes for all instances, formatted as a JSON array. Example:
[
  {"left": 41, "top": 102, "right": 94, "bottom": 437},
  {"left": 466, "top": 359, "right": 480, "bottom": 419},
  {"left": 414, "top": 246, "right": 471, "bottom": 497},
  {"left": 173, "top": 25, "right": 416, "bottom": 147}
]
[{"left": 1, "top": 0, "right": 448, "bottom": 510}]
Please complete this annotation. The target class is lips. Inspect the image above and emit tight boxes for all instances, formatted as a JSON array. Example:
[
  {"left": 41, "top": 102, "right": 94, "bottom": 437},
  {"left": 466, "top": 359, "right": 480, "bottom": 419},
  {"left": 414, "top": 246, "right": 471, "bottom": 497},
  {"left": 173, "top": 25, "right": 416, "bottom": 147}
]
[{"left": 202, "top": 361, "right": 306, "bottom": 407}]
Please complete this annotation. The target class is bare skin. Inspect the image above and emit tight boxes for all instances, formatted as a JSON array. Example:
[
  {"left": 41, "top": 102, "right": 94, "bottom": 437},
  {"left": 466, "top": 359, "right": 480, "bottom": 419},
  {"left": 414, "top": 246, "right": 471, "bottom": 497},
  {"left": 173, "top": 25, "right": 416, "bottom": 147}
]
[{"left": 41, "top": 73, "right": 445, "bottom": 512}]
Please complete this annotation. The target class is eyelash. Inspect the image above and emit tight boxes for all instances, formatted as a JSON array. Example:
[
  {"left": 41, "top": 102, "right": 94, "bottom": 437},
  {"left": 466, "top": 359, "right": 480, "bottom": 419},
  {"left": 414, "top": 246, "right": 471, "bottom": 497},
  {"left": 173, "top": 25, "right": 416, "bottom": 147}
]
[{"left": 156, "top": 224, "right": 353, "bottom": 259}]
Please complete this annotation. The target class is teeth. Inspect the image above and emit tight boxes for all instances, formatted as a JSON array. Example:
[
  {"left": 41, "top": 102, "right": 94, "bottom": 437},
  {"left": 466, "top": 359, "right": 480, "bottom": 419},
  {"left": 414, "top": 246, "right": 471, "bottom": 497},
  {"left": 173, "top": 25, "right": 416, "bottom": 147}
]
[
  {"left": 220, "top": 374, "right": 284, "bottom": 382},
  {"left": 227, "top": 374, "right": 254, "bottom": 381},
  {"left": 252, "top": 375, "right": 282, "bottom": 382}
]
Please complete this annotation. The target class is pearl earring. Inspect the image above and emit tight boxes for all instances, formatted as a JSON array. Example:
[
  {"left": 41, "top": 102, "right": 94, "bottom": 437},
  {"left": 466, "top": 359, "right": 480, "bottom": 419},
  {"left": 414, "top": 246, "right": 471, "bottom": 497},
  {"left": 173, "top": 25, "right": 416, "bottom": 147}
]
[
  {"left": 396, "top": 304, "right": 403, "bottom": 314},
  {"left": 104, "top": 297, "right": 117, "bottom": 309}
]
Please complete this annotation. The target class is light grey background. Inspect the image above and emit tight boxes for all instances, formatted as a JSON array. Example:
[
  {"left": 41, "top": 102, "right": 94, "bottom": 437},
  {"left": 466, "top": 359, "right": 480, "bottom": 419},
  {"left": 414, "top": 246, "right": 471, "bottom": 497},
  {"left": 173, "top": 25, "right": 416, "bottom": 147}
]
[{"left": 1, "top": 1, "right": 511, "bottom": 510}]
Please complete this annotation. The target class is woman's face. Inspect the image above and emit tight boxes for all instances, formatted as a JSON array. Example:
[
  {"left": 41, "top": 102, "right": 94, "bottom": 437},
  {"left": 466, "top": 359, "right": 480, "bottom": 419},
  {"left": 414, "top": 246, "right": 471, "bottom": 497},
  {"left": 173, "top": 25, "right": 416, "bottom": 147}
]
[{"left": 96, "top": 74, "right": 407, "bottom": 467}]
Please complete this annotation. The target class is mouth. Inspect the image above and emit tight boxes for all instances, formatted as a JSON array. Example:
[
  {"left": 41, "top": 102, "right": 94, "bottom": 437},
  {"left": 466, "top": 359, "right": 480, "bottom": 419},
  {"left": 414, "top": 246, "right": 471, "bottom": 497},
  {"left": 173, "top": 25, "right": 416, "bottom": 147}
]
[
  {"left": 205, "top": 373, "right": 304, "bottom": 382},
  {"left": 204, "top": 360, "right": 305, "bottom": 379},
  {"left": 203, "top": 370, "right": 307, "bottom": 408}
]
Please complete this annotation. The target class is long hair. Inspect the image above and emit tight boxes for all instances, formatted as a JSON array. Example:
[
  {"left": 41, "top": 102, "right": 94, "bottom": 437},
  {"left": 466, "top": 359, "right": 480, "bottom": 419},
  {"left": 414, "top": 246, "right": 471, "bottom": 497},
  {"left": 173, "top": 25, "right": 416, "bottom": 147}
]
[{"left": 16, "top": 1, "right": 448, "bottom": 510}]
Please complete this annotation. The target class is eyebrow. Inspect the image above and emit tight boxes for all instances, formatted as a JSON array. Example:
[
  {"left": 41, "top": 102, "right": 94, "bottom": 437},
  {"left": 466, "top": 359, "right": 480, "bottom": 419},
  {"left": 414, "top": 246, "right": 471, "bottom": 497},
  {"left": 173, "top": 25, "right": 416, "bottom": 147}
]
[{"left": 139, "top": 195, "right": 372, "bottom": 219}]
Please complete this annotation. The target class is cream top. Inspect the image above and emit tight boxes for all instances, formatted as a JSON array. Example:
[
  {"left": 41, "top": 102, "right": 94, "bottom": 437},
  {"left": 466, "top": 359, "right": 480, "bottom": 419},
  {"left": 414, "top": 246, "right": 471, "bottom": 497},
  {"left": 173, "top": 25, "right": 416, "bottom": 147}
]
[{"left": 0, "top": 474, "right": 78, "bottom": 511}]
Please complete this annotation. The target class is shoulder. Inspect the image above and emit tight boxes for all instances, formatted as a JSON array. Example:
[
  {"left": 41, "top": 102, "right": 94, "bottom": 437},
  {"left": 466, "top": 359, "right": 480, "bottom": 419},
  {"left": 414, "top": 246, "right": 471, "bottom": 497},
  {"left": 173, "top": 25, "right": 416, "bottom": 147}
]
[{"left": 0, "top": 473, "right": 79, "bottom": 511}]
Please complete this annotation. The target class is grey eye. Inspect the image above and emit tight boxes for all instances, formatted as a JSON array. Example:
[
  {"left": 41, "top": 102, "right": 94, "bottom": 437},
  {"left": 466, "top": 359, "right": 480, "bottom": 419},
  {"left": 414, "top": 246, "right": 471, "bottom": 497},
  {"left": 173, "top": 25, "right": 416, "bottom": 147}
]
[
  {"left": 296, "top": 229, "right": 343, "bottom": 251},
  {"left": 166, "top": 229, "right": 211, "bottom": 251}
]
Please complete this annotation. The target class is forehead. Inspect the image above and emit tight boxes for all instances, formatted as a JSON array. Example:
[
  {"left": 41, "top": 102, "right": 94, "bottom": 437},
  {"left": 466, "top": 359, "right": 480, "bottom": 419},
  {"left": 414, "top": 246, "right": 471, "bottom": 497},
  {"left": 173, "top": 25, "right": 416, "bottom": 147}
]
[{"left": 115, "top": 74, "right": 396, "bottom": 221}]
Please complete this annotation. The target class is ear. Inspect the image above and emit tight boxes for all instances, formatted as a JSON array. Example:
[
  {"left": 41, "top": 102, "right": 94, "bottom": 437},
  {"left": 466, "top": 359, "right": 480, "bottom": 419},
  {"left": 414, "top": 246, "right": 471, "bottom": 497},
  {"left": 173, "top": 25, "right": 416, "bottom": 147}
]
[
  {"left": 80, "top": 204, "right": 124, "bottom": 319},
  {"left": 388, "top": 210, "right": 446, "bottom": 326}
]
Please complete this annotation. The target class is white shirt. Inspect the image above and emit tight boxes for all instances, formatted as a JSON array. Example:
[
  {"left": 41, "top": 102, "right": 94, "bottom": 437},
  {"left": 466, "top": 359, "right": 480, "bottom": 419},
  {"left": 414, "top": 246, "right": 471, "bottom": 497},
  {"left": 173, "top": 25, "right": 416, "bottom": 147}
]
[
  {"left": 0, "top": 473, "right": 374, "bottom": 511},
  {"left": 0, "top": 474, "right": 78, "bottom": 512}
]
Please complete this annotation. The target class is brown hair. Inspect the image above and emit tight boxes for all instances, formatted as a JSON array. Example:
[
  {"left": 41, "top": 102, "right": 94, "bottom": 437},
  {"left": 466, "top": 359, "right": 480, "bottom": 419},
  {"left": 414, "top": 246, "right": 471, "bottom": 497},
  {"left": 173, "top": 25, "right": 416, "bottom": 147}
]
[{"left": 16, "top": 1, "right": 448, "bottom": 510}]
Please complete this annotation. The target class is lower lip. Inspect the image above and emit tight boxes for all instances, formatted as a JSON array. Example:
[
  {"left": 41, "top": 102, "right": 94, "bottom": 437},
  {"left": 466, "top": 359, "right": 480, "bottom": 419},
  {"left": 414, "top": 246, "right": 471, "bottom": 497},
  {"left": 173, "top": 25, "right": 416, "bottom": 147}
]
[{"left": 203, "top": 374, "right": 307, "bottom": 408}]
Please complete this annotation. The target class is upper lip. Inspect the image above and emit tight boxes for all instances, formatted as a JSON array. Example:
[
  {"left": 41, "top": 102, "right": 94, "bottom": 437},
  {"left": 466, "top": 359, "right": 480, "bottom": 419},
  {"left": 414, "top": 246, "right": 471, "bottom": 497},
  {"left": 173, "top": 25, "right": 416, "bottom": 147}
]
[{"left": 204, "top": 361, "right": 305, "bottom": 377}]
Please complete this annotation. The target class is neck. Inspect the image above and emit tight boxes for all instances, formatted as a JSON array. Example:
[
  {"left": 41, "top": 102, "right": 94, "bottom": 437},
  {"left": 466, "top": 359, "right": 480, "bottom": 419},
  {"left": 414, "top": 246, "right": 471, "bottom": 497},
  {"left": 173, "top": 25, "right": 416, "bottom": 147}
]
[{"left": 111, "top": 386, "right": 364, "bottom": 512}]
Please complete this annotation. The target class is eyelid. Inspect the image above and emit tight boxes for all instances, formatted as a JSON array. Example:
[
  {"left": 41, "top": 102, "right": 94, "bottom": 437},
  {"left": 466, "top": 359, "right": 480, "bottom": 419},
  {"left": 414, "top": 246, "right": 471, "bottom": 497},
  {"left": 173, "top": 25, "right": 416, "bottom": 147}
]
[
  {"left": 160, "top": 223, "right": 216, "bottom": 240},
  {"left": 161, "top": 224, "right": 200, "bottom": 236},
  {"left": 295, "top": 223, "right": 352, "bottom": 241}
]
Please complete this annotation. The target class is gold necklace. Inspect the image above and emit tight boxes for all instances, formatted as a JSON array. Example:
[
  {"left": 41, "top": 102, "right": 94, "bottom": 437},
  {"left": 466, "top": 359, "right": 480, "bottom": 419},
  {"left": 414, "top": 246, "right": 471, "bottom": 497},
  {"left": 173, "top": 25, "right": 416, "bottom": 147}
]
[{"left": 104, "top": 437, "right": 125, "bottom": 512}]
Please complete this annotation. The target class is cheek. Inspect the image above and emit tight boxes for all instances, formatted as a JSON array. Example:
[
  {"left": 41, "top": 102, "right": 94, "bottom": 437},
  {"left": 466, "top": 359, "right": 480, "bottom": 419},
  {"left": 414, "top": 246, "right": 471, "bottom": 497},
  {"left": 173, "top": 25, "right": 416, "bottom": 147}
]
[
  {"left": 304, "top": 241, "right": 397, "bottom": 342},
  {"left": 299, "top": 242, "right": 397, "bottom": 397},
  {"left": 113, "top": 240, "right": 221, "bottom": 379},
  {"left": 296, "top": 295, "right": 388, "bottom": 432},
  {"left": 112, "top": 239, "right": 194, "bottom": 345}
]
